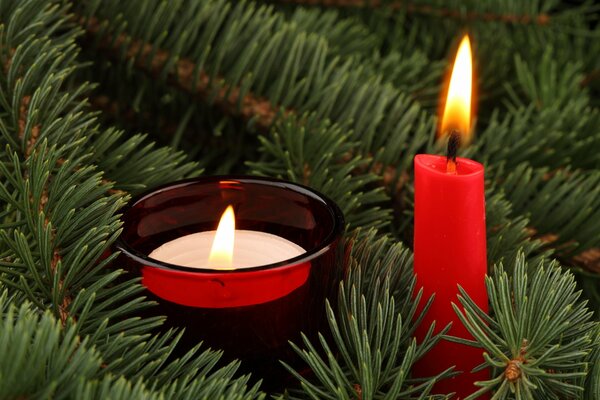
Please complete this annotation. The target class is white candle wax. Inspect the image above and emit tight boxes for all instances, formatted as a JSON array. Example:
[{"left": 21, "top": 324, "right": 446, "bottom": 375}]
[{"left": 149, "top": 230, "right": 305, "bottom": 269}]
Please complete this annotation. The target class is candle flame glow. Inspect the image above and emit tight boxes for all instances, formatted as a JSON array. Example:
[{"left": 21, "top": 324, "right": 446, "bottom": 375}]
[
  {"left": 440, "top": 35, "right": 473, "bottom": 144},
  {"left": 208, "top": 205, "right": 235, "bottom": 268}
]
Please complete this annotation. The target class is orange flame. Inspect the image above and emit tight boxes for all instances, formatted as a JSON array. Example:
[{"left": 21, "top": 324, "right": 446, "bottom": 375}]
[
  {"left": 208, "top": 205, "right": 235, "bottom": 268},
  {"left": 440, "top": 35, "right": 473, "bottom": 144}
]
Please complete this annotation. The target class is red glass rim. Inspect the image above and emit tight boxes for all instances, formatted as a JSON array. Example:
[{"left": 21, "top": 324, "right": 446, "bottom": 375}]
[{"left": 115, "top": 175, "right": 345, "bottom": 274}]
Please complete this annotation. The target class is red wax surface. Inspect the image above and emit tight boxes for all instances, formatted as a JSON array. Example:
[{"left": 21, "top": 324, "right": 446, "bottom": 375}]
[
  {"left": 413, "top": 154, "right": 489, "bottom": 398},
  {"left": 142, "top": 261, "right": 310, "bottom": 308}
]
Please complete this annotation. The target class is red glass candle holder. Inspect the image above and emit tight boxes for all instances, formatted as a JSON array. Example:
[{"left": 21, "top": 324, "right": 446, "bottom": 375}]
[{"left": 116, "top": 176, "right": 344, "bottom": 385}]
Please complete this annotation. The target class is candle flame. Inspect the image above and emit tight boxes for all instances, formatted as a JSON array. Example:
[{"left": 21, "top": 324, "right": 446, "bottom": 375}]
[
  {"left": 440, "top": 35, "right": 473, "bottom": 144},
  {"left": 208, "top": 205, "right": 235, "bottom": 268}
]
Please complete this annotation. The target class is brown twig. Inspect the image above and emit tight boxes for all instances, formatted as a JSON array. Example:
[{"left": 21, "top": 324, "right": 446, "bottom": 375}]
[
  {"left": 573, "top": 248, "right": 600, "bottom": 275},
  {"left": 302, "top": 163, "right": 312, "bottom": 186},
  {"left": 18, "top": 96, "right": 41, "bottom": 157},
  {"left": 353, "top": 384, "right": 363, "bottom": 400},
  {"left": 524, "top": 227, "right": 599, "bottom": 274},
  {"left": 505, "top": 339, "right": 528, "bottom": 382},
  {"left": 505, "top": 358, "right": 522, "bottom": 382},
  {"left": 581, "top": 69, "right": 600, "bottom": 87},
  {"left": 51, "top": 249, "right": 72, "bottom": 325},
  {"left": 102, "top": 180, "right": 127, "bottom": 197},
  {"left": 274, "top": 0, "right": 551, "bottom": 25},
  {"left": 80, "top": 16, "right": 288, "bottom": 132}
]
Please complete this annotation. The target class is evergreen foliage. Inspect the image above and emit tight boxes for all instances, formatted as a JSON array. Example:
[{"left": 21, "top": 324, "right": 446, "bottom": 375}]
[
  {"left": 248, "top": 115, "right": 391, "bottom": 231},
  {"left": 453, "top": 254, "right": 595, "bottom": 399},
  {"left": 283, "top": 233, "right": 453, "bottom": 399},
  {"left": 0, "top": 0, "right": 598, "bottom": 398}
]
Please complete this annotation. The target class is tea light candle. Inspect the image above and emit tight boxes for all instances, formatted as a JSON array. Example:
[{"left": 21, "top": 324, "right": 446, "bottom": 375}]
[
  {"left": 149, "top": 206, "right": 305, "bottom": 269},
  {"left": 115, "top": 176, "right": 345, "bottom": 390},
  {"left": 150, "top": 231, "right": 305, "bottom": 268},
  {"left": 116, "top": 176, "right": 344, "bottom": 388}
]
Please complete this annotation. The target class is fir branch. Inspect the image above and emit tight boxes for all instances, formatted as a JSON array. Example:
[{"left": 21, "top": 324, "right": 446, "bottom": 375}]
[
  {"left": 0, "top": 291, "right": 265, "bottom": 400},
  {"left": 525, "top": 227, "right": 600, "bottom": 276},
  {"left": 508, "top": 49, "right": 587, "bottom": 110},
  {"left": 469, "top": 103, "right": 600, "bottom": 171},
  {"left": 75, "top": 372, "right": 264, "bottom": 400},
  {"left": 285, "top": 7, "right": 378, "bottom": 58},
  {"left": 77, "top": 2, "right": 443, "bottom": 164},
  {"left": 584, "top": 326, "right": 600, "bottom": 399},
  {"left": 451, "top": 253, "right": 596, "bottom": 399},
  {"left": 79, "top": 15, "right": 285, "bottom": 132},
  {"left": 282, "top": 7, "right": 444, "bottom": 104},
  {"left": 248, "top": 115, "right": 391, "bottom": 231},
  {"left": 0, "top": 292, "right": 102, "bottom": 399},
  {"left": 483, "top": 191, "right": 549, "bottom": 272},
  {"left": 89, "top": 94, "right": 143, "bottom": 128},
  {"left": 283, "top": 232, "right": 452, "bottom": 399},
  {"left": 0, "top": 7, "right": 85, "bottom": 324},
  {"left": 17, "top": 95, "right": 72, "bottom": 324},
  {"left": 272, "top": 0, "right": 553, "bottom": 25},
  {"left": 76, "top": 0, "right": 433, "bottom": 174},
  {"left": 472, "top": 50, "right": 600, "bottom": 171},
  {"left": 87, "top": 127, "right": 201, "bottom": 193},
  {"left": 0, "top": 3, "right": 262, "bottom": 398},
  {"left": 88, "top": 93, "right": 195, "bottom": 145},
  {"left": 494, "top": 164, "right": 600, "bottom": 256}
]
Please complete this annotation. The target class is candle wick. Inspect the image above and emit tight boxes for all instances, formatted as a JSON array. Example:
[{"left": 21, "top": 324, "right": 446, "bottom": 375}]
[{"left": 446, "top": 130, "right": 461, "bottom": 174}]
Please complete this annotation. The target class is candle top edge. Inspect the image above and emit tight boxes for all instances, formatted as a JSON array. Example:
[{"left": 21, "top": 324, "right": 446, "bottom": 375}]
[
  {"left": 414, "top": 154, "right": 484, "bottom": 177},
  {"left": 148, "top": 230, "right": 306, "bottom": 270}
]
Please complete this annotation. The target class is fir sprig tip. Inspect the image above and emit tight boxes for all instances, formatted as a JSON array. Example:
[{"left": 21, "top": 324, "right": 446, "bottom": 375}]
[{"left": 452, "top": 254, "right": 596, "bottom": 400}]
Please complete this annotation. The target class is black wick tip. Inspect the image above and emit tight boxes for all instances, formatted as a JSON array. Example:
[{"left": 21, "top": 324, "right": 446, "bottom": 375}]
[{"left": 446, "top": 130, "right": 461, "bottom": 163}]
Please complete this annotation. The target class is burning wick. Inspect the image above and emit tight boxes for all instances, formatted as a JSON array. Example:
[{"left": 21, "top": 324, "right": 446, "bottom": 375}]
[
  {"left": 440, "top": 34, "right": 472, "bottom": 174},
  {"left": 446, "top": 130, "right": 461, "bottom": 174}
]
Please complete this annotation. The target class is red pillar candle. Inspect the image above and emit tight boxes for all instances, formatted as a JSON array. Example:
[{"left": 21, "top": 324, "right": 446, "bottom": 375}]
[
  {"left": 413, "top": 35, "right": 489, "bottom": 397},
  {"left": 413, "top": 154, "right": 488, "bottom": 396}
]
